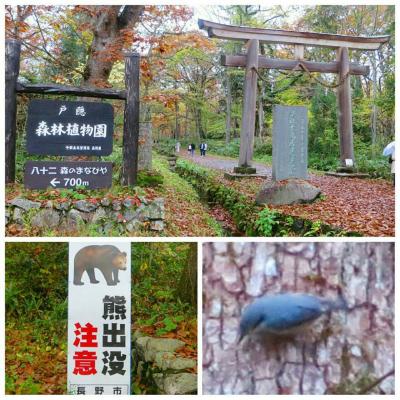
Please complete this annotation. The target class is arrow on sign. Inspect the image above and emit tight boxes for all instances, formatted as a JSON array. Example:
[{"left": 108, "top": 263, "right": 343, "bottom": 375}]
[{"left": 50, "top": 178, "right": 60, "bottom": 187}]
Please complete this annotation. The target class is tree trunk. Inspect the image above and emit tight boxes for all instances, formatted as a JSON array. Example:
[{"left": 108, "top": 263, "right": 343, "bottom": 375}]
[
  {"left": 174, "top": 95, "right": 180, "bottom": 140},
  {"left": 233, "top": 116, "right": 239, "bottom": 138},
  {"left": 225, "top": 71, "right": 232, "bottom": 144},
  {"left": 82, "top": 5, "right": 144, "bottom": 87},
  {"left": 5, "top": 39, "right": 21, "bottom": 184},
  {"left": 193, "top": 107, "right": 203, "bottom": 140},
  {"left": 371, "top": 52, "right": 378, "bottom": 147},
  {"left": 176, "top": 243, "right": 197, "bottom": 307},
  {"left": 184, "top": 106, "right": 189, "bottom": 139},
  {"left": 203, "top": 242, "right": 394, "bottom": 395},
  {"left": 175, "top": 108, "right": 180, "bottom": 140}
]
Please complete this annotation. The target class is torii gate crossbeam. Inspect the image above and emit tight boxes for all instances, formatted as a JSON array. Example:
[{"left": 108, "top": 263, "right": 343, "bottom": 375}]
[{"left": 199, "top": 19, "right": 390, "bottom": 174}]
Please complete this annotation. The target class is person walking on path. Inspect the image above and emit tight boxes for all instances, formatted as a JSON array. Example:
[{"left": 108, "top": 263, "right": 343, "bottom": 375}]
[
  {"left": 187, "top": 143, "right": 192, "bottom": 155},
  {"left": 390, "top": 147, "right": 395, "bottom": 185},
  {"left": 175, "top": 141, "right": 181, "bottom": 154},
  {"left": 191, "top": 143, "right": 195, "bottom": 156},
  {"left": 383, "top": 141, "right": 395, "bottom": 186},
  {"left": 200, "top": 142, "right": 208, "bottom": 156}
]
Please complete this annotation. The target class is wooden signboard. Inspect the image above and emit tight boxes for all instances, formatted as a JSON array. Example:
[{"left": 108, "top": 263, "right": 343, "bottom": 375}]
[
  {"left": 24, "top": 161, "right": 113, "bottom": 189},
  {"left": 26, "top": 99, "right": 114, "bottom": 156}
]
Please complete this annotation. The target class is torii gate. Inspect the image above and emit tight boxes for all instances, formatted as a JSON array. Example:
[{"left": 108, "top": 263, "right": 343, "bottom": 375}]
[{"left": 199, "top": 19, "right": 390, "bottom": 174}]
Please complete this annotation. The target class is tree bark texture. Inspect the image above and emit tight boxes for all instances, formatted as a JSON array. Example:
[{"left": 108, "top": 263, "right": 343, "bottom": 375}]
[
  {"left": 5, "top": 39, "right": 21, "bottom": 183},
  {"left": 174, "top": 80, "right": 180, "bottom": 140},
  {"left": 177, "top": 243, "right": 197, "bottom": 307},
  {"left": 203, "top": 242, "right": 394, "bottom": 395},
  {"left": 82, "top": 5, "right": 144, "bottom": 87},
  {"left": 122, "top": 53, "right": 140, "bottom": 186}
]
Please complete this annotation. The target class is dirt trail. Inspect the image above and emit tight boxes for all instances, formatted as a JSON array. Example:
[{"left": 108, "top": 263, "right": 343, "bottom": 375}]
[{"left": 181, "top": 152, "right": 273, "bottom": 176}]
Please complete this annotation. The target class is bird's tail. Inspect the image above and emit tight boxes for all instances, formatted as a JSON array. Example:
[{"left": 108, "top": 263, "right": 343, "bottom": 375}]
[{"left": 320, "top": 293, "right": 348, "bottom": 312}]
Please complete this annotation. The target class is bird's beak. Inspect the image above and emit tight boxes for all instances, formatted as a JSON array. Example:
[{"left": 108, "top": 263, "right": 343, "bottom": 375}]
[{"left": 238, "top": 332, "right": 245, "bottom": 343}]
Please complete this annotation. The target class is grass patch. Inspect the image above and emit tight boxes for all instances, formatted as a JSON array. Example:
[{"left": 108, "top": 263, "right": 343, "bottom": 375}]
[{"left": 151, "top": 154, "right": 224, "bottom": 236}]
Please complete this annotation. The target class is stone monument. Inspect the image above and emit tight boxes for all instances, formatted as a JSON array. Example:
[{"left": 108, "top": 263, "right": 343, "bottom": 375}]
[
  {"left": 272, "top": 105, "right": 308, "bottom": 180},
  {"left": 257, "top": 105, "right": 320, "bottom": 205}
]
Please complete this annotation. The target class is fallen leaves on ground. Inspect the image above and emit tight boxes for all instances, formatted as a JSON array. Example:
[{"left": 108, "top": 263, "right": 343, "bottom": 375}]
[
  {"left": 135, "top": 319, "right": 197, "bottom": 361},
  {"left": 6, "top": 325, "right": 67, "bottom": 394},
  {"left": 227, "top": 175, "right": 394, "bottom": 236},
  {"left": 188, "top": 155, "right": 394, "bottom": 236},
  {"left": 208, "top": 204, "right": 239, "bottom": 234},
  {"left": 274, "top": 176, "right": 393, "bottom": 236}
]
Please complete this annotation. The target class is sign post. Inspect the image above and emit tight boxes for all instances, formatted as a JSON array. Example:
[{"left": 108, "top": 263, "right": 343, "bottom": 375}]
[
  {"left": 24, "top": 161, "right": 113, "bottom": 190},
  {"left": 26, "top": 99, "right": 113, "bottom": 156},
  {"left": 68, "top": 243, "right": 131, "bottom": 395}
]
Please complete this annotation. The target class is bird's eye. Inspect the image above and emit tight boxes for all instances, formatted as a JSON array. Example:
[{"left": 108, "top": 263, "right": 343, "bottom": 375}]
[{"left": 252, "top": 315, "right": 263, "bottom": 330}]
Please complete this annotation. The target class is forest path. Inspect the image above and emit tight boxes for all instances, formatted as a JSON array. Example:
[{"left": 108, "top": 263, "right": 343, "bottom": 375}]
[{"left": 180, "top": 151, "right": 273, "bottom": 176}]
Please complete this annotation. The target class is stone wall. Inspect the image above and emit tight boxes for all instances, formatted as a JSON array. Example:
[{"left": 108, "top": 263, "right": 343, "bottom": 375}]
[
  {"left": 133, "top": 331, "right": 197, "bottom": 394},
  {"left": 202, "top": 242, "right": 394, "bottom": 395},
  {"left": 138, "top": 122, "right": 152, "bottom": 171},
  {"left": 6, "top": 196, "right": 164, "bottom": 235}
]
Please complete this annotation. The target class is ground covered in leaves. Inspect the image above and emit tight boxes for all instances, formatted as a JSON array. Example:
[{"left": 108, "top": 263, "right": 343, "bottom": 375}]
[
  {"left": 132, "top": 243, "right": 197, "bottom": 355},
  {"left": 5, "top": 323, "right": 67, "bottom": 394},
  {"left": 132, "top": 243, "right": 197, "bottom": 393},
  {"left": 183, "top": 153, "right": 394, "bottom": 236},
  {"left": 152, "top": 155, "right": 224, "bottom": 236}
]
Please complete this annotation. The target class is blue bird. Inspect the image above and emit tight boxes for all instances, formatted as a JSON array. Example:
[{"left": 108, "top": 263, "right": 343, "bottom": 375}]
[{"left": 239, "top": 293, "right": 347, "bottom": 343}]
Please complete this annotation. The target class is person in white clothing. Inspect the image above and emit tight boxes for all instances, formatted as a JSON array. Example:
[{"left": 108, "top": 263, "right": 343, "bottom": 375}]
[{"left": 390, "top": 148, "right": 395, "bottom": 185}]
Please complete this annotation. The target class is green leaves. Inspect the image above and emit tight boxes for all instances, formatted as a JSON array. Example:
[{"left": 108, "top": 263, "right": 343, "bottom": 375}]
[{"left": 255, "top": 207, "right": 278, "bottom": 236}]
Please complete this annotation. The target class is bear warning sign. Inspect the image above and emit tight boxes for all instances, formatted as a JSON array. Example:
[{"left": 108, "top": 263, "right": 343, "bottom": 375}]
[{"left": 68, "top": 243, "right": 131, "bottom": 395}]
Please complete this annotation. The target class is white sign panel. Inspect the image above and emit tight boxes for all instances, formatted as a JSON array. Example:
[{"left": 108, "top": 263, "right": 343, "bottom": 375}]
[
  {"left": 345, "top": 158, "right": 354, "bottom": 167},
  {"left": 68, "top": 243, "right": 131, "bottom": 395}
]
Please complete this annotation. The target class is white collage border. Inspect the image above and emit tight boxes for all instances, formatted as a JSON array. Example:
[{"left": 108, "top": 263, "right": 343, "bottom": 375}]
[{"left": 1, "top": 0, "right": 398, "bottom": 398}]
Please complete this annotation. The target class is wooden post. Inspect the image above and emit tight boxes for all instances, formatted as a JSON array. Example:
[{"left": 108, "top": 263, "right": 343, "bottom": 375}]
[
  {"left": 337, "top": 47, "right": 355, "bottom": 169},
  {"left": 236, "top": 39, "right": 259, "bottom": 172},
  {"left": 5, "top": 39, "right": 21, "bottom": 183},
  {"left": 122, "top": 53, "right": 140, "bottom": 186}
]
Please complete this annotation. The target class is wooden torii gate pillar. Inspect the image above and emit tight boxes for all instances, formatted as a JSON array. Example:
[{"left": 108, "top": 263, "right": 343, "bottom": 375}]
[{"left": 199, "top": 20, "right": 389, "bottom": 174}]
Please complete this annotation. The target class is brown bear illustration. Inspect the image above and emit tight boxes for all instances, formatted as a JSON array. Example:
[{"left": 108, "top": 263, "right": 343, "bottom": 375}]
[{"left": 74, "top": 245, "right": 127, "bottom": 286}]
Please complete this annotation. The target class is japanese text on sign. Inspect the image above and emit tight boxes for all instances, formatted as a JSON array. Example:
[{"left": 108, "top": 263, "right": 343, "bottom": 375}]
[
  {"left": 24, "top": 161, "right": 113, "bottom": 190},
  {"left": 30, "top": 165, "right": 109, "bottom": 176},
  {"left": 26, "top": 99, "right": 114, "bottom": 156},
  {"left": 35, "top": 121, "right": 107, "bottom": 138},
  {"left": 68, "top": 243, "right": 131, "bottom": 395}
]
